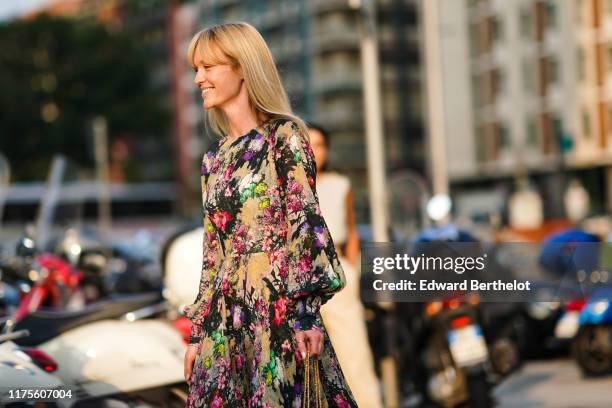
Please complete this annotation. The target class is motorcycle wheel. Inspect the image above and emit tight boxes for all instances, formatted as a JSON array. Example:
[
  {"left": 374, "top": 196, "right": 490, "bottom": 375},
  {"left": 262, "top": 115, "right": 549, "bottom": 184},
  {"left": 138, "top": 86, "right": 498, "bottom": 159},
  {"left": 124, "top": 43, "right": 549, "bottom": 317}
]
[
  {"left": 574, "top": 325, "right": 612, "bottom": 376},
  {"left": 490, "top": 337, "right": 521, "bottom": 377}
]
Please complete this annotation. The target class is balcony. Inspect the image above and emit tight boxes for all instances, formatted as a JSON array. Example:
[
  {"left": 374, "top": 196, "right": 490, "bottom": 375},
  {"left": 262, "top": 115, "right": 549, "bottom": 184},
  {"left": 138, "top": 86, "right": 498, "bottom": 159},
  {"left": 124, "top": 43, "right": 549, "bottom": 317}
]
[
  {"left": 312, "top": 68, "right": 362, "bottom": 95},
  {"left": 310, "top": 29, "right": 360, "bottom": 54}
]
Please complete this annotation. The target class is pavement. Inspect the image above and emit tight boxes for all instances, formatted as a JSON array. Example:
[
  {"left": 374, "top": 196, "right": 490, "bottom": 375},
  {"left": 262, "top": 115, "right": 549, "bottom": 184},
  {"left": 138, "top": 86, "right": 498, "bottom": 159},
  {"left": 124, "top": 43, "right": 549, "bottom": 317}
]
[{"left": 494, "top": 358, "right": 612, "bottom": 408}]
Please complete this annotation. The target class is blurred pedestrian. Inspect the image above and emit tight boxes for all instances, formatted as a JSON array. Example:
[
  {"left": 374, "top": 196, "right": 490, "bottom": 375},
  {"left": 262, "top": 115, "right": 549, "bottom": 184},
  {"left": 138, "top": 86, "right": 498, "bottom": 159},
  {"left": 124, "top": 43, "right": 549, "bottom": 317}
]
[
  {"left": 308, "top": 122, "right": 384, "bottom": 408},
  {"left": 182, "top": 22, "right": 358, "bottom": 407}
]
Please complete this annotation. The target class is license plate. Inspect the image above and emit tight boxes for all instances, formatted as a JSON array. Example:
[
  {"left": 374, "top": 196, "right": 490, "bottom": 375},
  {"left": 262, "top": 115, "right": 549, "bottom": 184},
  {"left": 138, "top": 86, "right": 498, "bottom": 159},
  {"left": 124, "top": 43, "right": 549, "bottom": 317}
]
[{"left": 447, "top": 325, "right": 488, "bottom": 367}]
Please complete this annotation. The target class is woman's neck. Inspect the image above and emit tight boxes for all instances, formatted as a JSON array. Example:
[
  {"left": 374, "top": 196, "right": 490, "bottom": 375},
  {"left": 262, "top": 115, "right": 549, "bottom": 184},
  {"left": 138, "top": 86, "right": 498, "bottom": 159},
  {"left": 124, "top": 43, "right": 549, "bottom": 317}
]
[{"left": 222, "top": 89, "right": 267, "bottom": 138}]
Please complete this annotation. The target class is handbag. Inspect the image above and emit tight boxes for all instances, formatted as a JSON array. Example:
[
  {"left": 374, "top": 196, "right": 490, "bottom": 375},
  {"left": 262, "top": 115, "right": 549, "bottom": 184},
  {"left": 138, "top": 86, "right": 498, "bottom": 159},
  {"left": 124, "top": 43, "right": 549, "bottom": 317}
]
[{"left": 302, "top": 349, "right": 322, "bottom": 408}]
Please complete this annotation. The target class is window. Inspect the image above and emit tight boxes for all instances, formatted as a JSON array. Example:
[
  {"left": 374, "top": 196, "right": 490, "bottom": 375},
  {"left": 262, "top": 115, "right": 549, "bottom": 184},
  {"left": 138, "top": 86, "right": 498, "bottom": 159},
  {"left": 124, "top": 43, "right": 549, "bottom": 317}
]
[
  {"left": 498, "top": 122, "right": 510, "bottom": 148},
  {"left": 471, "top": 74, "right": 482, "bottom": 107},
  {"left": 469, "top": 22, "right": 480, "bottom": 57},
  {"left": 485, "top": 16, "right": 502, "bottom": 51},
  {"left": 575, "top": 0, "right": 585, "bottom": 25},
  {"left": 545, "top": 1, "right": 558, "bottom": 29},
  {"left": 475, "top": 125, "right": 486, "bottom": 161},
  {"left": 523, "top": 60, "right": 535, "bottom": 92},
  {"left": 520, "top": 7, "right": 533, "bottom": 39},
  {"left": 582, "top": 110, "right": 591, "bottom": 138},
  {"left": 578, "top": 48, "right": 586, "bottom": 82},
  {"left": 526, "top": 117, "right": 538, "bottom": 146},
  {"left": 492, "top": 69, "right": 506, "bottom": 98},
  {"left": 492, "top": 16, "right": 503, "bottom": 42},
  {"left": 547, "top": 57, "right": 559, "bottom": 86},
  {"left": 552, "top": 114, "right": 563, "bottom": 141}
]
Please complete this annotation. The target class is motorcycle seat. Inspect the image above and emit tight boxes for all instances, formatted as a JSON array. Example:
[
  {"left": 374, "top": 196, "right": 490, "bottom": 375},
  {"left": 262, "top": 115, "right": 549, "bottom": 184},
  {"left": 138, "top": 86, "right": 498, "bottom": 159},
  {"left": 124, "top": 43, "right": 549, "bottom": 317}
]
[{"left": 12, "top": 292, "right": 163, "bottom": 346}]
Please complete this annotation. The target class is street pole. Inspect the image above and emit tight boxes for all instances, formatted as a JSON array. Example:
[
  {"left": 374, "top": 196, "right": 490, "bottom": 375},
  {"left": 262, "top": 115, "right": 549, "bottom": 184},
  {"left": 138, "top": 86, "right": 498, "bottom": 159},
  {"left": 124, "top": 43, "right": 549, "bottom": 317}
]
[
  {"left": 93, "top": 116, "right": 112, "bottom": 242},
  {"left": 351, "top": 0, "right": 390, "bottom": 243},
  {"left": 349, "top": 1, "right": 398, "bottom": 406},
  {"left": 421, "top": 0, "right": 449, "bottom": 195}
]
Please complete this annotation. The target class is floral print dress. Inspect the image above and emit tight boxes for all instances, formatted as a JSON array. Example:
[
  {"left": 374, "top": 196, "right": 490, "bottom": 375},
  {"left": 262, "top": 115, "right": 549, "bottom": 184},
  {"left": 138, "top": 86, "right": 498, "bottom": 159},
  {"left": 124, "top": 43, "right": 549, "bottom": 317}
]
[{"left": 182, "top": 117, "right": 360, "bottom": 408}]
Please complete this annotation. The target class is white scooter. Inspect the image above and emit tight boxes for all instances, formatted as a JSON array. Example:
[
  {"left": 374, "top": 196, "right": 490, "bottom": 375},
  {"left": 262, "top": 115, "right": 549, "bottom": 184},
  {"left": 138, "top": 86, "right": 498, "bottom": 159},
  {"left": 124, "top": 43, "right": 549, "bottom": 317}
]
[
  {"left": 6, "top": 277, "right": 189, "bottom": 407},
  {"left": 0, "top": 328, "right": 71, "bottom": 407},
  {"left": 160, "top": 225, "right": 202, "bottom": 311}
]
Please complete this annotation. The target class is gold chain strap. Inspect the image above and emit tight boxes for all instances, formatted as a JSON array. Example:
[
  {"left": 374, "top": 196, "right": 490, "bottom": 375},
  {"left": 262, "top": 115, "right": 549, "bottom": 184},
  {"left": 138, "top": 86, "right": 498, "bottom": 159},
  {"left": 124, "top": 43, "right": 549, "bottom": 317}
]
[{"left": 302, "top": 349, "right": 322, "bottom": 408}]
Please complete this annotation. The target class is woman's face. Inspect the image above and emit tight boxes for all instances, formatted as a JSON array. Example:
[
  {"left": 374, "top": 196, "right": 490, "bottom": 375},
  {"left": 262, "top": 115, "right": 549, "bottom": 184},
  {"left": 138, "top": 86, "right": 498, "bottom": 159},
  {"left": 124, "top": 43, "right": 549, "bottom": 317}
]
[
  {"left": 308, "top": 128, "right": 328, "bottom": 172},
  {"left": 193, "top": 48, "right": 243, "bottom": 111}
]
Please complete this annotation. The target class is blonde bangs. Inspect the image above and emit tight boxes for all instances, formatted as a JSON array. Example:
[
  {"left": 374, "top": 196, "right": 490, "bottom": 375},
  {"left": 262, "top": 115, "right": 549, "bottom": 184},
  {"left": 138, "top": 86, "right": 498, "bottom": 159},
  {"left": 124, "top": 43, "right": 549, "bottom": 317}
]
[{"left": 187, "top": 31, "right": 234, "bottom": 69}]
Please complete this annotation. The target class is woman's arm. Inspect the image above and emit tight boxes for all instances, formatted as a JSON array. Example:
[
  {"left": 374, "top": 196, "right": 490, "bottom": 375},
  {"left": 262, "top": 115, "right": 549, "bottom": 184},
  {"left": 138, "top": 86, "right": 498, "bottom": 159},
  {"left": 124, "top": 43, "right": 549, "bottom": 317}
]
[
  {"left": 183, "top": 221, "right": 219, "bottom": 345},
  {"left": 344, "top": 188, "right": 360, "bottom": 267},
  {"left": 182, "top": 151, "right": 222, "bottom": 345},
  {"left": 272, "top": 119, "right": 347, "bottom": 332}
]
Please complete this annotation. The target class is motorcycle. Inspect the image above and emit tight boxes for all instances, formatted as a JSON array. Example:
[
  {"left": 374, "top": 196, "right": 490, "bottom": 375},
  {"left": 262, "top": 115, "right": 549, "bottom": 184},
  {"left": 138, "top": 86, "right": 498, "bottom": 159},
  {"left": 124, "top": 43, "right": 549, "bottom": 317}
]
[
  {"left": 419, "top": 294, "right": 493, "bottom": 408},
  {"left": 398, "top": 195, "right": 519, "bottom": 407},
  {"left": 521, "top": 228, "right": 603, "bottom": 358},
  {"left": 573, "top": 286, "right": 612, "bottom": 376}
]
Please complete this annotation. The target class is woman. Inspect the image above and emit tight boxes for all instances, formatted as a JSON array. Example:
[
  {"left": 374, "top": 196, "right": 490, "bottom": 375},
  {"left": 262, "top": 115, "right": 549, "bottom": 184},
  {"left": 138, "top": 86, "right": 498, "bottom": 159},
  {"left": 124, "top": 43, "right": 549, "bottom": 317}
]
[
  {"left": 181, "top": 22, "right": 359, "bottom": 408},
  {"left": 308, "top": 123, "right": 384, "bottom": 408}
]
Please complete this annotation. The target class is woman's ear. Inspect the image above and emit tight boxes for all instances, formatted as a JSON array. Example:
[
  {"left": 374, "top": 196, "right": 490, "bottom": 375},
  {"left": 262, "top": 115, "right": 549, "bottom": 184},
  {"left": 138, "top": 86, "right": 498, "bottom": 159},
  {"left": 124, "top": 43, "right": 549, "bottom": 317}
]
[{"left": 234, "top": 64, "right": 244, "bottom": 80}]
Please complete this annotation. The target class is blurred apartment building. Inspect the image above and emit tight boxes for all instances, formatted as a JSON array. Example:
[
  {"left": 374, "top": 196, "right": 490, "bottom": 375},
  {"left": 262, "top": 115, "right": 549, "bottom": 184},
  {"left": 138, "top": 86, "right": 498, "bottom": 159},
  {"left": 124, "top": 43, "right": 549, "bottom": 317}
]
[
  {"left": 175, "top": 0, "right": 424, "bottom": 222},
  {"left": 438, "top": 0, "right": 612, "bottom": 218}
]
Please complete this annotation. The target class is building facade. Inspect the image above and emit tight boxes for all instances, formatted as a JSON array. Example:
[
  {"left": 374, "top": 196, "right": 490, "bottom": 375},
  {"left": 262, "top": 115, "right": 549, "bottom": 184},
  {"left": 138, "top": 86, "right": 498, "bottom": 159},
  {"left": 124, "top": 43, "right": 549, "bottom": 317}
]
[{"left": 439, "top": 0, "right": 612, "bottom": 219}]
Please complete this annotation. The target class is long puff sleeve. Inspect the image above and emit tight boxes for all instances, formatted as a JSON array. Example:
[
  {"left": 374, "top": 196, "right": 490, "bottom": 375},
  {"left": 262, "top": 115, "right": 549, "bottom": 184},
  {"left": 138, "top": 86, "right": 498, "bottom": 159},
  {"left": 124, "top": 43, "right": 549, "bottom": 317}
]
[
  {"left": 182, "top": 150, "right": 223, "bottom": 345},
  {"left": 183, "top": 219, "right": 220, "bottom": 344},
  {"left": 272, "top": 119, "right": 347, "bottom": 331}
]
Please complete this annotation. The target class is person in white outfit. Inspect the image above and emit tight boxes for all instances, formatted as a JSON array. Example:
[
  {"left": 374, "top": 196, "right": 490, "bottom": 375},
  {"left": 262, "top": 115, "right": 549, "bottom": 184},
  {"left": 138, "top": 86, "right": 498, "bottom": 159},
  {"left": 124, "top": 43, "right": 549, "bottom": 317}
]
[{"left": 307, "top": 122, "right": 384, "bottom": 408}]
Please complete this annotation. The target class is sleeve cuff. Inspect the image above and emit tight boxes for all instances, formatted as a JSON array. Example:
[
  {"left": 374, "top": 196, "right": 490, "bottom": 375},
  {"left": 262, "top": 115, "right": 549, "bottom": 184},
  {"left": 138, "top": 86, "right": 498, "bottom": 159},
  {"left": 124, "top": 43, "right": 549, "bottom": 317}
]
[
  {"left": 292, "top": 295, "right": 323, "bottom": 331},
  {"left": 188, "top": 320, "right": 203, "bottom": 345}
]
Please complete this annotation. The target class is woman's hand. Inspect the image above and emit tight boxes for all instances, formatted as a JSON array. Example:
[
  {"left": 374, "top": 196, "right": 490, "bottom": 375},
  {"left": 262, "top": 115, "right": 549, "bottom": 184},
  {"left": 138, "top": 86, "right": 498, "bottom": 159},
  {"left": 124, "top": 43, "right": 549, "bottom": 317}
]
[
  {"left": 294, "top": 327, "right": 324, "bottom": 359},
  {"left": 184, "top": 344, "right": 199, "bottom": 384}
]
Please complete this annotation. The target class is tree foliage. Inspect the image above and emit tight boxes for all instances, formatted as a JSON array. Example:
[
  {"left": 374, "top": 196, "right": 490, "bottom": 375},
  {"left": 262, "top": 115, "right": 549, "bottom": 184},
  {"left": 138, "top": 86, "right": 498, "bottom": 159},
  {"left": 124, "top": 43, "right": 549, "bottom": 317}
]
[{"left": 0, "top": 14, "right": 169, "bottom": 181}]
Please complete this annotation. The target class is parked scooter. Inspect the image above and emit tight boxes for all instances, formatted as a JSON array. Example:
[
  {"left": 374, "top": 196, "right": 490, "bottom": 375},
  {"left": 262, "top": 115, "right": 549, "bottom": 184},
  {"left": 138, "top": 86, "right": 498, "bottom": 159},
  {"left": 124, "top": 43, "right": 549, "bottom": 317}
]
[
  {"left": 418, "top": 294, "right": 493, "bottom": 408},
  {"left": 158, "top": 222, "right": 205, "bottom": 343},
  {"left": 525, "top": 229, "right": 603, "bottom": 357},
  {"left": 1, "top": 241, "right": 189, "bottom": 407},
  {"left": 400, "top": 195, "right": 519, "bottom": 407},
  {"left": 1, "top": 155, "right": 189, "bottom": 407},
  {"left": 0, "top": 329, "right": 71, "bottom": 407},
  {"left": 573, "top": 287, "right": 612, "bottom": 376}
]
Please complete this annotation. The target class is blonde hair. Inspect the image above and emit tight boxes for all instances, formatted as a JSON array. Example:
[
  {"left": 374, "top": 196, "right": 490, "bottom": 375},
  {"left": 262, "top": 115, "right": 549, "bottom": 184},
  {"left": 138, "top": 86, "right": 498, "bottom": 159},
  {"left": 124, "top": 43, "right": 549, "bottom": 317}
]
[{"left": 187, "top": 22, "right": 308, "bottom": 138}]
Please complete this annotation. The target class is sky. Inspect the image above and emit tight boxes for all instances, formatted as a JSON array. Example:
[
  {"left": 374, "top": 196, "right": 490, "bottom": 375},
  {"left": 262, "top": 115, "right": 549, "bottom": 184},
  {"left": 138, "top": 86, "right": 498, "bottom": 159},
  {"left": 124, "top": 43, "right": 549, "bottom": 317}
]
[{"left": 0, "top": 0, "right": 55, "bottom": 21}]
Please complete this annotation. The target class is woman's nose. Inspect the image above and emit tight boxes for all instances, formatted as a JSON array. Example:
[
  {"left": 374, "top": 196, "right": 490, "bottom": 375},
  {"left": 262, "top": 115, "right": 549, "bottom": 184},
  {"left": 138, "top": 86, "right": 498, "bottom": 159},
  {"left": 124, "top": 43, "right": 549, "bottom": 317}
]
[{"left": 194, "top": 69, "right": 205, "bottom": 85}]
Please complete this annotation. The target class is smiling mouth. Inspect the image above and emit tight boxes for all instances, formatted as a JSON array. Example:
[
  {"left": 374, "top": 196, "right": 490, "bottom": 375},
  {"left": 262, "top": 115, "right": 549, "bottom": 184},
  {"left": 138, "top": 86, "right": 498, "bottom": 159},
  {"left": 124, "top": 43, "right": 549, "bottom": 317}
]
[{"left": 202, "top": 88, "right": 214, "bottom": 98}]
